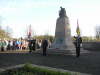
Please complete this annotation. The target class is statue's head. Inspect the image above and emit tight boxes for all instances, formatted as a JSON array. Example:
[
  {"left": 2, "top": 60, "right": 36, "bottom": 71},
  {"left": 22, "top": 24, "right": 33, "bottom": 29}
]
[{"left": 59, "top": 7, "right": 66, "bottom": 17}]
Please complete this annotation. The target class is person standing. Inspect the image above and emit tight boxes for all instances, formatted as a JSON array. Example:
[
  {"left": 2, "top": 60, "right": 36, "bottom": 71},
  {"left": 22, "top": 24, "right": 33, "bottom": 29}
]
[
  {"left": 75, "top": 35, "right": 82, "bottom": 57},
  {"left": 32, "top": 39, "right": 36, "bottom": 51},
  {"left": 1, "top": 40, "right": 6, "bottom": 51},
  {"left": 28, "top": 39, "right": 36, "bottom": 53},
  {"left": 41, "top": 39, "right": 48, "bottom": 56}
]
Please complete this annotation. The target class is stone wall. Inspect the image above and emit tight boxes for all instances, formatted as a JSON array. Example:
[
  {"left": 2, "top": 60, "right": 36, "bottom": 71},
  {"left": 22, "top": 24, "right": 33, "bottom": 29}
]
[{"left": 82, "top": 42, "right": 100, "bottom": 51}]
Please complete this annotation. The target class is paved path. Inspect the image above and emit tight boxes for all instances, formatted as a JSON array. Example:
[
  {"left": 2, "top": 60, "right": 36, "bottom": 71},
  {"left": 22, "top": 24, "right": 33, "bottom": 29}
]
[{"left": 0, "top": 49, "right": 100, "bottom": 75}]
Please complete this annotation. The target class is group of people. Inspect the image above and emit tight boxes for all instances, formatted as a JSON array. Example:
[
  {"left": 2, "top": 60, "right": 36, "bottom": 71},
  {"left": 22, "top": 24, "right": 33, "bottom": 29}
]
[
  {"left": 28, "top": 35, "right": 82, "bottom": 57},
  {"left": 40, "top": 35, "right": 82, "bottom": 57},
  {"left": 0, "top": 39, "right": 44, "bottom": 51},
  {"left": 0, "top": 36, "right": 82, "bottom": 57},
  {"left": 28, "top": 38, "right": 49, "bottom": 56},
  {"left": 0, "top": 38, "right": 51, "bottom": 54},
  {"left": 0, "top": 39, "right": 29, "bottom": 51}
]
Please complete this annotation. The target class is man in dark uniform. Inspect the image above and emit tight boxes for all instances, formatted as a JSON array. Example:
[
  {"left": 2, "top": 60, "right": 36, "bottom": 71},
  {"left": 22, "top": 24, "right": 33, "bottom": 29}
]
[
  {"left": 75, "top": 35, "right": 82, "bottom": 57},
  {"left": 28, "top": 39, "right": 36, "bottom": 53},
  {"left": 41, "top": 39, "right": 48, "bottom": 56}
]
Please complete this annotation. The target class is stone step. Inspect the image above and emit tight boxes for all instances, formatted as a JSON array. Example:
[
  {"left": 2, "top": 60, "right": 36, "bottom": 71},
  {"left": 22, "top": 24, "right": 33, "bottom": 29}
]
[{"left": 35, "top": 48, "right": 91, "bottom": 55}]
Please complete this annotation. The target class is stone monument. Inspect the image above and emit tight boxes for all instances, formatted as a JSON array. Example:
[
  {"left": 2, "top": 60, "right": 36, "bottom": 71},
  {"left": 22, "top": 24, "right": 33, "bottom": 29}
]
[{"left": 51, "top": 7, "right": 75, "bottom": 50}]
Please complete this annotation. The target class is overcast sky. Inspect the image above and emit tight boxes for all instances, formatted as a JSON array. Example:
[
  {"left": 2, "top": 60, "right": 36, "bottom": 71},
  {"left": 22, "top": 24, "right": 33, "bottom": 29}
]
[{"left": 0, "top": 0, "right": 100, "bottom": 38}]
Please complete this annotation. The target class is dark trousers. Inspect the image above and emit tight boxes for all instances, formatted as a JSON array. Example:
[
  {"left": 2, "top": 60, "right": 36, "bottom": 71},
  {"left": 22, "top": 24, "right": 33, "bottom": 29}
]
[
  {"left": 32, "top": 46, "right": 36, "bottom": 51},
  {"left": 29, "top": 46, "right": 32, "bottom": 52},
  {"left": 76, "top": 47, "right": 80, "bottom": 57},
  {"left": 1, "top": 46, "right": 4, "bottom": 51},
  {"left": 43, "top": 47, "right": 47, "bottom": 56}
]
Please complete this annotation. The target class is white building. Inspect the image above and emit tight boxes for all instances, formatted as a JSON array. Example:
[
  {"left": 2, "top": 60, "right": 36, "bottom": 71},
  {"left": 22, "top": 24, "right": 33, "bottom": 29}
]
[{"left": 95, "top": 26, "right": 100, "bottom": 39}]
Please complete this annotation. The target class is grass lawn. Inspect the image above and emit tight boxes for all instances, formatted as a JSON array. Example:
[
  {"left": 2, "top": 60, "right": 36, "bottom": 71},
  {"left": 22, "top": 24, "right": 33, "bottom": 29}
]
[{"left": 0, "top": 64, "right": 79, "bottom": 75}]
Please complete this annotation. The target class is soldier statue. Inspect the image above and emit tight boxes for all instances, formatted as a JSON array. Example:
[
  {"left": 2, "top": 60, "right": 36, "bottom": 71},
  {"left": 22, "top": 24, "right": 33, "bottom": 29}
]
[{"left": 59, "top": 7, "right": 67, "bottom": 17}]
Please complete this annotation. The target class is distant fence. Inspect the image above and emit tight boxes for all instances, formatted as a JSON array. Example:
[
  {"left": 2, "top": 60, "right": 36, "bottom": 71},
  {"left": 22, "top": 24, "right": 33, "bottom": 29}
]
[{"left": 82, "top": 42, "right": 100, "bottom": 51}]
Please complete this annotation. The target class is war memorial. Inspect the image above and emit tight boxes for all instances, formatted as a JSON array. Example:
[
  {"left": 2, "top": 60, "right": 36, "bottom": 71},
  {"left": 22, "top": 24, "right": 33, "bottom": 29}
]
[{"left": 51, "top": 7, "right": 75, "bottom": 50}]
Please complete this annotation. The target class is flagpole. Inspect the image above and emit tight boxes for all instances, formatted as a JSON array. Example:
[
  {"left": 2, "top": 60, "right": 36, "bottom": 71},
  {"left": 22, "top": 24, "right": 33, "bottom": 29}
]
[
  {"left": 76, "top": 19, "right": 80, "bottom": 36},
  {"left": 28, "top": 24, "right": 32, "bottom": 39}
]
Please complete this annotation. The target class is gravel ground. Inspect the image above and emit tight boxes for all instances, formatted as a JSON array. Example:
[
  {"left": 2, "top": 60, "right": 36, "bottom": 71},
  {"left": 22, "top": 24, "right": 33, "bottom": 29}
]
[{"left": 0, "top": 49, "right": 100, "bottom": 75}]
